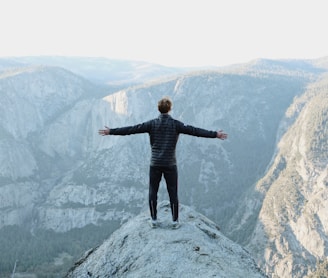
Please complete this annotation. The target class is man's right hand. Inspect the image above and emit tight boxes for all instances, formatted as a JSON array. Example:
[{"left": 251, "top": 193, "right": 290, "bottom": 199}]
[{"left": 98, "top": 126, "right": 110, "bottom": 136}]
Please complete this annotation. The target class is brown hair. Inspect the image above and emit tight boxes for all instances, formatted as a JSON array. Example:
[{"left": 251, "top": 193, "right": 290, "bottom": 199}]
[{"left": 158, "top": 97, "right": 172, "bottom": 113}]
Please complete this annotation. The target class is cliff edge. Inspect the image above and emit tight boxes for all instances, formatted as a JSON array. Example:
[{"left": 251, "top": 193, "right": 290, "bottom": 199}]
[{"left": 66, "top": 202, "right": 266, "bottom": 278}]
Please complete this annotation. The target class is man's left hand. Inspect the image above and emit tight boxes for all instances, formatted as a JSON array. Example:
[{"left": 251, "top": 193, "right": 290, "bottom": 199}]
[{"left": 217, "top": 130, "right": 227, "bottom": 140}]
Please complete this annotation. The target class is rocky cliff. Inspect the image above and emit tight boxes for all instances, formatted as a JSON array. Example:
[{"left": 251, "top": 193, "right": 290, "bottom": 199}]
[
  {"left": 231, "top": 74, "right": 328, "bottom": 277},
  {"left": 66, "top": 202, "right": 266, "bottom": 278}
]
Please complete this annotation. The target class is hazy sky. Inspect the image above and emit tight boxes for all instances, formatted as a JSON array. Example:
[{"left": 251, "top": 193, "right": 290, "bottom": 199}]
[{"left": 1, "top": 0, "right": 327, "bottom": 67}]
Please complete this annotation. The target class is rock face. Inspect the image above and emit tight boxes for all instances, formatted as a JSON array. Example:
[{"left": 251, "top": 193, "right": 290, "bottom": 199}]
[
  {"left": 66, "top": 202, "right": 266, "bottom": 278},
  {"left": 230, "top": 76, "right": 328, "bottom": 277}
]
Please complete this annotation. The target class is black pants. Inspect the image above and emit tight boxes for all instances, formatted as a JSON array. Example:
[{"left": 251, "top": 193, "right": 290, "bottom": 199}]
[{"left": 149, "top": 165, "right": 179, "bottom": 221}]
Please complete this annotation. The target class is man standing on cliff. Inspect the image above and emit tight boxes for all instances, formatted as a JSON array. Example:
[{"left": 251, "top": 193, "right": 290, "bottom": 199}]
[{"left": 98, "top": 97, "right": 227, "bottom": 229}]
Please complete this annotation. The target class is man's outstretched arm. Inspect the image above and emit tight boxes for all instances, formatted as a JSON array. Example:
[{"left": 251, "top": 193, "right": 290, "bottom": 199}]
[
  {"left": 98, "top": 122, "right": 151, "bottom": 136},
  {"left": 178, "top": 121, "right": 228, "bottom": 140}
]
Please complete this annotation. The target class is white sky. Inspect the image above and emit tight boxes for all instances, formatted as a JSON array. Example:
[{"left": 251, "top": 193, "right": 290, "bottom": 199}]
[{"left": 0, "top": 0, "right": 327, "bottom": 67}]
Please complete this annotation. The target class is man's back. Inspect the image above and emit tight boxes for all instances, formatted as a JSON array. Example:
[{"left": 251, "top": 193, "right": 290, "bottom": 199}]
[
  {"left": 149, "top": 114, "right": 218, "bottom": 166},
  {"left": 149, "top": 114, "right": 179, "bottom": 167}
]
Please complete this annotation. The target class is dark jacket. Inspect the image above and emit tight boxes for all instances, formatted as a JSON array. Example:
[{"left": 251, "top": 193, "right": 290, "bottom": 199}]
[{"left": 109, "top": 114, "right": 217, "bottom": 166}]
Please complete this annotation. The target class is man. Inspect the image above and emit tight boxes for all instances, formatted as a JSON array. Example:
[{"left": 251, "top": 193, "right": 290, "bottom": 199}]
[{"left": 98, "top": 97, "right": 227, "bottom": 229}]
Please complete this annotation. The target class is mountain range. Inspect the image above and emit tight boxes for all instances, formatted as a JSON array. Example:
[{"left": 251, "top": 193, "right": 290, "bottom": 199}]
[{"left": 0, "top": 56, "right": 328, "bottom": 277}]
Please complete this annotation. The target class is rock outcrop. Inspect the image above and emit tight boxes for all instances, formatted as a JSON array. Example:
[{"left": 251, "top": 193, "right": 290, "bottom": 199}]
[{"left": 66, "top": 202, "right": 266, "bottom": 278}]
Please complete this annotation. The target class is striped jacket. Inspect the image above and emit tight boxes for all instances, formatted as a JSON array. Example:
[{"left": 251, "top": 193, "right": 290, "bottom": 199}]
[{"left": 109, "top": 114, "right": 217, "bottom": 166}]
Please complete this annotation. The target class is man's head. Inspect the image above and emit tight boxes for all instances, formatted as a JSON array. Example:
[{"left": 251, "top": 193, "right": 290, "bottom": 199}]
[{"left": 158, "top": 97, "right": 172, "bottom": 114}]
